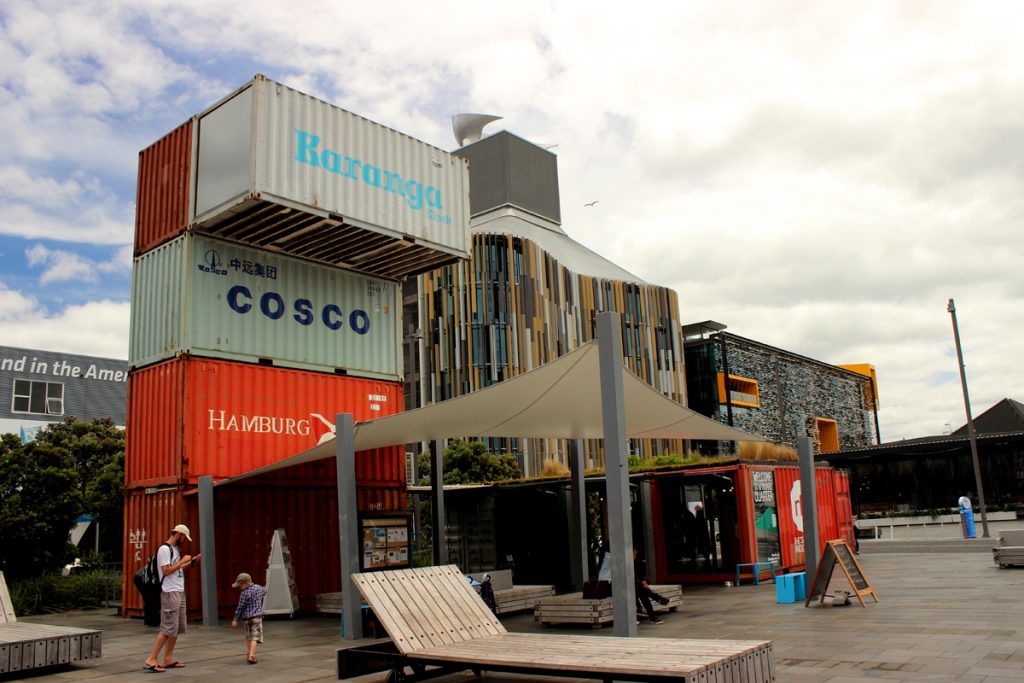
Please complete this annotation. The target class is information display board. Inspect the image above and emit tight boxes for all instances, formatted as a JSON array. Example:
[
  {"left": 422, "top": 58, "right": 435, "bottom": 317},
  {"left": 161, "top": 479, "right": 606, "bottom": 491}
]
[
  {"left": 361, "top": 515, "right": 411, "bottom": 571},
  {"left": 804, "top": 539, "right": 879, "bottom": 607}
]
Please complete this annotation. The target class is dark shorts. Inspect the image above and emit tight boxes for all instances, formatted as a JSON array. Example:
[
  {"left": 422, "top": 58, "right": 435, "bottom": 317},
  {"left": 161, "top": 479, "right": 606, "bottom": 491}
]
[{"left": 159, "top": 591, "right": 187, "bottom": 637}]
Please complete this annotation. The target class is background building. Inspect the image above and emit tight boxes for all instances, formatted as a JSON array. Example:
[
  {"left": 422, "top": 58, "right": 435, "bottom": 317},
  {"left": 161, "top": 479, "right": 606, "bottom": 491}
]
[
  {"left": 681, "top": 322, "right": 878, "bottom": 455},
  {"left": 405, "top": 131, "right": 688, "bottom": 475},
  {"left": 0, "top": 345, "right": 127, "bottom": 441},
  {"left": 823, "top": 398, "right": 1024, "bottom": 513}
]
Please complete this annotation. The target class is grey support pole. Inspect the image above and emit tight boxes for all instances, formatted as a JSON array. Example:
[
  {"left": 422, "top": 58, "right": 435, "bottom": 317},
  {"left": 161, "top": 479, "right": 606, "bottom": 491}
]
[
  {"left": 568, "top": 439, "right": 588, "bottom": 590},
  {"left": 197, "top": 476, "right": 218, "bottom": 626},
  {"left": 797, "top": 437, "right": 819, "bottom": 584},
  {"left": 337, "top": 414, "right": 362, "bottom": 640},
  {"left": 431, "top": 439, "right": 448, "bottom": 565},
  {"left": 597, "top": 312, "right": 637, "bottom": 637}
]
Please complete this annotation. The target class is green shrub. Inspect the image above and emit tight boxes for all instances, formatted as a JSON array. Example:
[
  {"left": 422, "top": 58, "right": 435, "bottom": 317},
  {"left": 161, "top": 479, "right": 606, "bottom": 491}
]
[{"left": 8, "top": 570, "right": 121, "bottom": 616}]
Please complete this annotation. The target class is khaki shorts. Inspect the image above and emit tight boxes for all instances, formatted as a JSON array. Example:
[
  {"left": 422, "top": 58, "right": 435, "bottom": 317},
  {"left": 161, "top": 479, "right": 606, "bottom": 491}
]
[
  {"left": 243, "top": 617, "right": 264, "bottom": 643},
  {"left": 159, "top": 591, "right": 187, "bottom": 637}
]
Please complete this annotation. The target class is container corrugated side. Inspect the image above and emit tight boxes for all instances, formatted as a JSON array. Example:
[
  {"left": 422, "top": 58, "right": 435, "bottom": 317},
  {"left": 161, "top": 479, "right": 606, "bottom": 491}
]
[
  {"left": 134, "top": 120, "right": 194, "bottom": 256},
  {"left": 772, "top": 465, "right": 843, "bottom": 570},
  {"left": 121, "top": 483, "right": 405, "bottom": 619},
  {"left": 121, "top": 487, "right": 188, "bottom": 617},
  {"left": 193, "top": 76, "right": 471, "bottom": 259},
  {"left": 125, "top": 357, "right": 404, "bottom": 487},
  {"left": 129, "top": 233, "right": 401, "bottom": 379}
]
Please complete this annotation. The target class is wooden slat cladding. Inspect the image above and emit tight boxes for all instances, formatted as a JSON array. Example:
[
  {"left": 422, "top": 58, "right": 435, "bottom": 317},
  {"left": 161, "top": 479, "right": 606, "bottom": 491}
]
[{"left": 416, "top": 233, "right": 687, "bottom": 473}]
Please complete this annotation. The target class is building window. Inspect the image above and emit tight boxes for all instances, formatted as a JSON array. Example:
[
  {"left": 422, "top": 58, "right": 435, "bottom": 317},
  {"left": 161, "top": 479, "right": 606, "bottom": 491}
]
[
  {"left": 12, "top": 379, "right": 64, "bottom": 416},
  {"left": 716, "top": 373, "right": 760, "bottom": 408},
  {"left": 815, "top": 417, "right": 839, "bottom": 453}
]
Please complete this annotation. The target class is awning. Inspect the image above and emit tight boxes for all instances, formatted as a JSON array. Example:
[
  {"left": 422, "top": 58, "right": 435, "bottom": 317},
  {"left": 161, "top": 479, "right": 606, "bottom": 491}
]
[{"left": 218, "top": 340, "right": 762, "bottom": 484}]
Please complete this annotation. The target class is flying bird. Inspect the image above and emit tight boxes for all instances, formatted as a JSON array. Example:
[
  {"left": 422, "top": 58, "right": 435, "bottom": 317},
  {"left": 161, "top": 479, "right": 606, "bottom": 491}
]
[{"left": 584, "top": 200, "right": 599, "bottom": 207}]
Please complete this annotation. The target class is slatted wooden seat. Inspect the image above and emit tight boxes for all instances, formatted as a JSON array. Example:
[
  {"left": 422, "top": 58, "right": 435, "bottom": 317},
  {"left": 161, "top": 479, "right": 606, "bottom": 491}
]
[
  {"left": 341, "top": 565, "right": 774, "bottom": 683},
  {"left": 535, "top": 584, "right": 683, "bottom": 627},
  {"left": 467, "top": 569, "right": 555, "bottom": 614}
]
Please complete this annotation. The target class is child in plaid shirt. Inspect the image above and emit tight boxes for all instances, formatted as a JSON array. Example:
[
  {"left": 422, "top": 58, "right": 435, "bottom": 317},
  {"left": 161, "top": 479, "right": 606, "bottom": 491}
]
[{"left": 230, "top": 572, "right": 268, "bottom": 664}]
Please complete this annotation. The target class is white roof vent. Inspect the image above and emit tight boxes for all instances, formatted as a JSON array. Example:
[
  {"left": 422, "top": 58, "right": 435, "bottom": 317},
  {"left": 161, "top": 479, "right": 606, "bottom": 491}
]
[{"left": 452, "top": 113, "right": 502, "bottom": 147}]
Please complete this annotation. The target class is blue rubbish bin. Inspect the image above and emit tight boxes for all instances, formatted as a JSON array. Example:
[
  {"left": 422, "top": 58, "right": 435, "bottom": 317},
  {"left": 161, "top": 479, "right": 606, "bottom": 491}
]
[{"left": 961, "top": 508, "right": 977, "bottom": 538}]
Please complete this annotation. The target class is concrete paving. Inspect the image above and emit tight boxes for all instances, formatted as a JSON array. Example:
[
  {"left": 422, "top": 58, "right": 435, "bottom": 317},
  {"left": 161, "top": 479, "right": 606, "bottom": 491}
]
[{"left": 12, "top": 546, "right": 1024, "bottom": 682}]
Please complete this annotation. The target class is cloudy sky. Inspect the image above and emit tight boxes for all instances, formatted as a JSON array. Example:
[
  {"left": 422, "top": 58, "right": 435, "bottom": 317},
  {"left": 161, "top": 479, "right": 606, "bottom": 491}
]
[{"left": 2, "top": 1, "right": 1021, "bottom": 442}]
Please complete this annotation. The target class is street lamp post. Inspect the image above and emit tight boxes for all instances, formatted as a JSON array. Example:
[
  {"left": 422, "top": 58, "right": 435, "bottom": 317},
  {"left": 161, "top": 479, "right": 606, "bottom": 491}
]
[{"left": 947, "top": 298, "right": 990, "bottom": 538}]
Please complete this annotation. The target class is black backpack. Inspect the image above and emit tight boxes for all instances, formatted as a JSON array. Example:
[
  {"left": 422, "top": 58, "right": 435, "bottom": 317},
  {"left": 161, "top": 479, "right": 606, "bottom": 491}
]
[
  {"left": 132, "top": 543, "right": 170, "bottom": 596},
  {"left": 479, "top": 575, "right": 497, "bottom": 614}
]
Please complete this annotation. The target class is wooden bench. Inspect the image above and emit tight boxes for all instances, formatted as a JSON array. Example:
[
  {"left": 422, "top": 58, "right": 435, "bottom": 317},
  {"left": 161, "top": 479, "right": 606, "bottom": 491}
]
[
  {"left": 466, "top": 569, "right": 555, "bottom": 615},
  {"left": 534, "top": 584, "right": 683, "bottom": 627},
  {"left": 993, "top": 529, "right": 1024, "bottom": 568},
  {"left": 340, "top": 565, "right": 773, "bottom": 683},
  {"left": 0, "top": 571, "right": 102, "bottom": 674}
]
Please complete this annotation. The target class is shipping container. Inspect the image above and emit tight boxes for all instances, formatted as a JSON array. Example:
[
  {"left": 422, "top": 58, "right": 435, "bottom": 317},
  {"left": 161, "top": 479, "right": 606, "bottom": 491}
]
[
  {"left": 130, "top": 234, "right": 401, "bottom": 378},
  {"left": 135, "top": 121, "right": 194, "bottom": 254},
  {"left": 649, "top": 462, "right": 852, "bottom": 583},
  {"left": 122, "top": 482, "right": 405, "bottom": 619},
  {"left": 134, "top": 75, "right": 471, "bottom": 280},
  {"left": 125, "top": 357, "right": 404, "bottom": 487}
]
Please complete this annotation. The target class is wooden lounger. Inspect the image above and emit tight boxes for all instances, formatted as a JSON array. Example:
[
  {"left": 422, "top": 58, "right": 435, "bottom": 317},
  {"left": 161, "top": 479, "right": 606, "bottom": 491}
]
[
  {"left": 535, "top": 584, "right": 683, "bottom": 627},
  {"left": 338, "top": 565, "right": 773, "bottom": 683}
]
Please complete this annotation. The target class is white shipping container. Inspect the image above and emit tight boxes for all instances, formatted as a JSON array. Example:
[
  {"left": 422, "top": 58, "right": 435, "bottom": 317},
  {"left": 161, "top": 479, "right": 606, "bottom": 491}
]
[
  {"left": 190, "top": 75, "right": 470, "bottom": 276},
  {"left": 130, "top": 234, "right": 402, "bottom": 380}
]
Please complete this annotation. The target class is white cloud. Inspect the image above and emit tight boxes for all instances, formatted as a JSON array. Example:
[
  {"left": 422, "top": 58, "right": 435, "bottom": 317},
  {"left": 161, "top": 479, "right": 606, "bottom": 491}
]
[
  {"left": 1, "top": 0, "right": 1022, "bottom": 442},
  {"left": 24, "top": 243, "right": 131, "bottom": 284},
  {"left": 0, "top": 285, "right": 129, "bottom": 359}
]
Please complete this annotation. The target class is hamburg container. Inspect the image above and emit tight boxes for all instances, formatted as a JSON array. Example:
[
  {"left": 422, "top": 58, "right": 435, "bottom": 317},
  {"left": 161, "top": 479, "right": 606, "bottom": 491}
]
[
  {"left": 130, "top": 233, "right": 401, "bottom": 379},
  {"left": 134, "top": 74, "right": 471, "bottom": 280},
  {"left": 125, "top": 357, "right": 404, "bottom": 488},
  {"left": 122, "top": 482, "right": 405, "bottom": 619}
]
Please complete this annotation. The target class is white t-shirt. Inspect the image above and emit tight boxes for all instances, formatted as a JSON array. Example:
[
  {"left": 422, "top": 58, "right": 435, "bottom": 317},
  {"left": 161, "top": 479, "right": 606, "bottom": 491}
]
[
  {"left": 157, "top": 543, "right": 184, "bottom": 592},
  {"left": 958, "top": 495, "right": 972, "bottom": 512}
]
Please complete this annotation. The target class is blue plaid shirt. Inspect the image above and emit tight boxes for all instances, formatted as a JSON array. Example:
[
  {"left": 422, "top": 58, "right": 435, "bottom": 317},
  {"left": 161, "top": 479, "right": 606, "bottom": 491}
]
[{"left": 234, "top": 583, "right": 267, "bottom": 621}]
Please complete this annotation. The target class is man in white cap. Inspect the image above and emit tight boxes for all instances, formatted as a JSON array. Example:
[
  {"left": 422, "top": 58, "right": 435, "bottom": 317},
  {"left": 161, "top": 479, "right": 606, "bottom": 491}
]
[{"left": 143, "top": 524, "right": 200, "bottom": 672}]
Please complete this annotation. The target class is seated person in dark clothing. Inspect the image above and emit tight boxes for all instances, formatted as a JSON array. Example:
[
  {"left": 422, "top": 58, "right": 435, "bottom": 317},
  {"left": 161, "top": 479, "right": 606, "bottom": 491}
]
[{"left": 633, "top": 548, "right": 670, "bottom": 624}]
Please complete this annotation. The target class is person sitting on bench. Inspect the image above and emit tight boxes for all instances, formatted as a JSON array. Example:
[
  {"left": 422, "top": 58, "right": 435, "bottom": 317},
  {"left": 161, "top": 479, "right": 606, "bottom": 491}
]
[{"left": 633, "top": 549, "right": 670, "bottom": 624}]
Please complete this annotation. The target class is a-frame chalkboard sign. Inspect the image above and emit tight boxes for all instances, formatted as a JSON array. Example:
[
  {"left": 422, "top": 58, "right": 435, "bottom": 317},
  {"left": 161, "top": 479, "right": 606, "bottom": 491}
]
[{"left": 804, "top": 539, "right": 879, "bottom": 607}]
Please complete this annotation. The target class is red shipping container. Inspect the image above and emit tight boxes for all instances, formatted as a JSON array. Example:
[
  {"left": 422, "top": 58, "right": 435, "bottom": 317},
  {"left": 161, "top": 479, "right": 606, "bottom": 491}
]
[
  {"left": 125, "top": 357, "right": 404, "bottom": 487},
  {"left": 769, "top": 465, "right": 844, "bottom": 570},
  {"left": 135, "top": 120, "right": 193, "bottom": 256},
  {"left": 122, "top": 483, "right": 406, "bottom": 620}
]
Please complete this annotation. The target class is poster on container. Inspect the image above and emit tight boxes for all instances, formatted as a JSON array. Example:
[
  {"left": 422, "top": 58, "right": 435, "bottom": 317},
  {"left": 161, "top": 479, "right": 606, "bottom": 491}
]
[
  {"left": 751, "top": 469, "right": 782, "bottom": 565},
  {"left": 192, "top": 76, "right": 470, "bottom": 260},
  {"left": 130, "top": 234, "right": 401, "bottom": 380}
]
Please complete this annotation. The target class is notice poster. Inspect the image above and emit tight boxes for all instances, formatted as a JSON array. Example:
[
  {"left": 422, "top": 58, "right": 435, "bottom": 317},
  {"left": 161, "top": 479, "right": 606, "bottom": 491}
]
[
  {"left": 751, "top": 470, "right": 782, "bottom": 564},
  {"left": 361, "top": 516, "right": 412, "bottom": 570}
]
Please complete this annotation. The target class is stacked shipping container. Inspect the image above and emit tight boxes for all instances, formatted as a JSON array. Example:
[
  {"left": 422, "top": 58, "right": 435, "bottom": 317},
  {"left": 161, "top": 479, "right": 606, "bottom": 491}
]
[{"left": 124, "top": 75, "right": 470, "bottom": 618}]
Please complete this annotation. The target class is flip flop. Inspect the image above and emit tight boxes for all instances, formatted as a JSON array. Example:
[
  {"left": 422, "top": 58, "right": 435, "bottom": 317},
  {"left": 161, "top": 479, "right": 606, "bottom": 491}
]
[
  {"left": 247, "top": 656, "right": 257, "bottom": 664},
  {"left": 163, "top": 661, "right": 186, "bottom": 668},
  {"left": 143, "top": 664, "right": 166, "bottom": 673}
]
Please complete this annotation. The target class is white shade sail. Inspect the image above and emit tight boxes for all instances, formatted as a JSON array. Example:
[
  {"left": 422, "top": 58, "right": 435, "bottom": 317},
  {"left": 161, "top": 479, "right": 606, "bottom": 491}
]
[{"left": 219, "top": 340, "right": 763, "bottom": 484}]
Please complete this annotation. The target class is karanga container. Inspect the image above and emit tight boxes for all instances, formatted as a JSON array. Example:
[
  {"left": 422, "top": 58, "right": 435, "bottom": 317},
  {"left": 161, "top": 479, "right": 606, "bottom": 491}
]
[
  {"left": 121, "top": 482, "right": 405, "bottom": 620},
  {"left": 134, "top": 74, "right": 471, "bottom": 280},
  {"left": 125, "top": 357, "right": 404, "bottom": 488},
  {"left": 130, "top": 233, "right": 401, "bottom": 379}
]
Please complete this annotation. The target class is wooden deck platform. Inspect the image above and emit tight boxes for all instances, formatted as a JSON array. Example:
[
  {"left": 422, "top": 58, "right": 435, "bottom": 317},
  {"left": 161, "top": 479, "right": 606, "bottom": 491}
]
[
  {"left": 534, "top": 585, "right": 682, "bottom": 626},
  {"left": 467, "top": 570, "right": 555, "bottom": 614},
  {"left": 0, "top": 622, "right": 102, "bottom": 674},
  {"left": 341, "top": 565, "right": 773, "bottom": 683}
]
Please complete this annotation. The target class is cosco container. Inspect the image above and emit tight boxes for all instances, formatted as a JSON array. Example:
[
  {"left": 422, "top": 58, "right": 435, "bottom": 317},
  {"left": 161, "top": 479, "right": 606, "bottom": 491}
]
[
  {"left": 122, "top": 482, "right": 405, "bottom": 619},
  {"left": 125, "top": 357, "right": 404, "bottom": 488},
  {"left": 130, "top": 234, "right": 401, "bottom": 379},
  {"left": 134, "top": 75, "right": 471, "bottom": 280}
]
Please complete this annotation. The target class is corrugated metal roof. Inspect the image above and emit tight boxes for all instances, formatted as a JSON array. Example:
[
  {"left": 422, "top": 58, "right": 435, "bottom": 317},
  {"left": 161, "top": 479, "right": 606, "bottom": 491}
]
[
  {"left": 952, "top": 398, "right": 1024, "bottom": 436},
  {"left": 470, "top": 207, "right": 646, "bottom": 284}
]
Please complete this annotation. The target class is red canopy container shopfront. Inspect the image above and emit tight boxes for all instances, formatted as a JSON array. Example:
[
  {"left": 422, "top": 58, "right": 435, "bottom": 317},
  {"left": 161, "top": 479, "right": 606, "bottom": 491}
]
[{"left": 648, "top": 462, "right": 853, "bottom": 584}]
